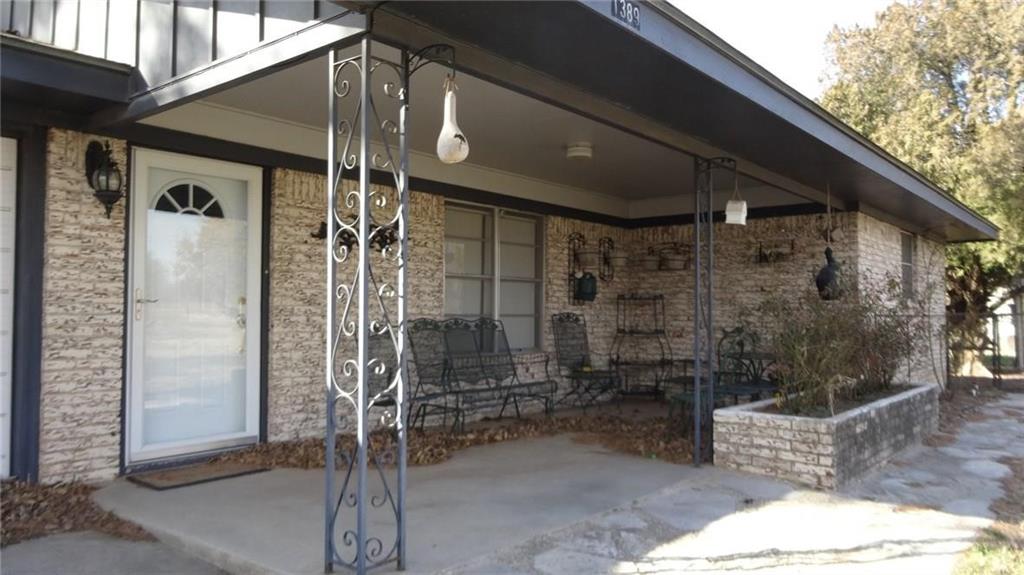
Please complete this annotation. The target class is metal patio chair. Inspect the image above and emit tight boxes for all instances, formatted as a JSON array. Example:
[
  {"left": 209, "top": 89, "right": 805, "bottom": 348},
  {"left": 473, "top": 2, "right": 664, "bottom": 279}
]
[
  {"left": 474, "top": 317, "right": 557, "bottom": 417},
  {"left": 550, "top": 312, "right": 619, "bottom": 409},
  {"left": 408, "top": 318, "right": 460, "bottom": 431},
  {"left": 442, "top": 318, "right": 505, "bottom": 432}
]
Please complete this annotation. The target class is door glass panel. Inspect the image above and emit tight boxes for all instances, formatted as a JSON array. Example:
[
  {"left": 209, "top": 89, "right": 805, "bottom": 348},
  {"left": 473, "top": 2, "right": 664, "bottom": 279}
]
[{"left": 141, "top": 168, "right": 249, "bottom": 446}]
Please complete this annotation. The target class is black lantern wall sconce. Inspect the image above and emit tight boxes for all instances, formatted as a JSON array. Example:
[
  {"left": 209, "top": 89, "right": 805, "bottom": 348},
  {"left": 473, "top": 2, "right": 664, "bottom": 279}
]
[{"left": 85, "top": 141, "right": 124, "bottom": 218}]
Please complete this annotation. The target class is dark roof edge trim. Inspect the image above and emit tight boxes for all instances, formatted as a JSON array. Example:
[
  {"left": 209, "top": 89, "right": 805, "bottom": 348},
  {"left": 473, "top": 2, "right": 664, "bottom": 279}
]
[{"left": 641, "top": 1, "right": 997, "bottom": 240}]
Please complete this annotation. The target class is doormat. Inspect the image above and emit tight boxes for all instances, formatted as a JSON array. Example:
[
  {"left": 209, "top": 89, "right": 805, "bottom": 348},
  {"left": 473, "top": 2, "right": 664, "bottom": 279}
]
[{"left": 127, "top": 461, "right": 269, "bottom": 491}]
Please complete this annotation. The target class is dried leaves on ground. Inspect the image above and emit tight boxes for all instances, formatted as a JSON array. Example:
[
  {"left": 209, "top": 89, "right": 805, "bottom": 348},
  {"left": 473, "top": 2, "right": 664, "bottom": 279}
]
[
  {"left": 0, "top": 481, "right": 153, "bottom": 547},
  {"left": 215, "top": 414, "right": 693, "bottom": 470}
]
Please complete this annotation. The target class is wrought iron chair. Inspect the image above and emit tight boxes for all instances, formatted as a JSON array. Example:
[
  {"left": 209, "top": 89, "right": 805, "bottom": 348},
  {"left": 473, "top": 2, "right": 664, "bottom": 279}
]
[
  {"left": 475, "top": 317, "right": 557, "bottom": 417},
  {"left": 442, "top": 318, "right": 507, "bottom": 432},
  {"left": 407, "top": 318, "right": 460, "bottom": 431},
  {"left": 717, "top": 326, "right": 777, "bottom": 401},
  {"left": 550, "top": 312, "right": 619, "bottom": 409}
]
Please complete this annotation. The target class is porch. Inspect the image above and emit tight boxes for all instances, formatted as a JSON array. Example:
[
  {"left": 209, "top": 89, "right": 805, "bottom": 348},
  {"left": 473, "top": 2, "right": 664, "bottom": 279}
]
[{"left": 85, "top": 390, "right": 1024, "bottom": 575}]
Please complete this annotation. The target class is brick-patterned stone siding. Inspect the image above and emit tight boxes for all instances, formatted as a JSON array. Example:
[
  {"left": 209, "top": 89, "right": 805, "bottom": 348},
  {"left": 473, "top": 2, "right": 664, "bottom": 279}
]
[
  {"left": 267, "top": 169, "right": 444, "bottom": 441},
  {"left": 34, "top": 131, "right": 948, "bottom": 482},
  {"left": 714, "top": 384, "right": 939, "bottom": 489},
  {"left": 855, "top": 213, "right": 947, "bottom": 386},
  {"left": 39, "top": 129, "right": 128, "bottom": 483}
]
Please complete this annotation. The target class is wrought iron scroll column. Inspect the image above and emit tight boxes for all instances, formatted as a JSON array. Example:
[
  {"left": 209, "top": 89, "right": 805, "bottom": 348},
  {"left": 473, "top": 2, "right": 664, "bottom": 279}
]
[
  {"left": 325, "top": 38, "right": 454, "bottom": 575},
  {"left": 692, "top": 157, "right": 734, "bottom": 465}
]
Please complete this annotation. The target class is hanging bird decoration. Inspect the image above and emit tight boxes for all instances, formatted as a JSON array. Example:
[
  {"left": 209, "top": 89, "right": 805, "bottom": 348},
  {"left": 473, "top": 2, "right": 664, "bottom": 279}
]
[
  {"left": 815, "top": 183, "right": 843, "bottom": 300},
  {"left": 815, "top": 246, "right": 843, "bottom": 300}
]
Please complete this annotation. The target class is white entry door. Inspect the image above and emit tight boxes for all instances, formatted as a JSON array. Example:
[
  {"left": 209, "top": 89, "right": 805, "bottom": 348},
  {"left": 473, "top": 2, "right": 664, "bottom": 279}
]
[
  {"left": 0, "top": 137, "right": 16, "bottom": 477},
  {"left": 128, "top": 149, "right": 262, "bottom": 463}
]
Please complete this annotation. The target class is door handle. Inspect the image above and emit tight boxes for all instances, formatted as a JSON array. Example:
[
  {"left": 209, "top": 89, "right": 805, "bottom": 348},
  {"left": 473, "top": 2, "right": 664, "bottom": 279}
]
[{"left": 134, "top": 288, "right": 158, "bottom": 320}]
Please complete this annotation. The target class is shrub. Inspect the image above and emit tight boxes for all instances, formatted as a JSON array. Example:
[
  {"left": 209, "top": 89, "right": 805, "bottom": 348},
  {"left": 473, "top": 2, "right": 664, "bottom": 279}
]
[{"left": 756, "top": 280, "right": 919, "bottom": 415}]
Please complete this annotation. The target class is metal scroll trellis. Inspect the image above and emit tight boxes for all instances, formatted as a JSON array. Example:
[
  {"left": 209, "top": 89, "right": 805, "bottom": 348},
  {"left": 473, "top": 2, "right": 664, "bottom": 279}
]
[
  {"left": 691, "top": 157, "right": 734, "bottom": 465},
  {"left": 324, "top": 38, "right": 455, "bottom": 574}
]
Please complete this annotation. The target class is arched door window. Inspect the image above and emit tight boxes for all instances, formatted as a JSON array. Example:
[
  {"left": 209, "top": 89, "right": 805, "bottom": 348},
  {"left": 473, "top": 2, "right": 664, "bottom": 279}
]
[{"left": 154, "top": 183, "right": 224, "bottom": 218}]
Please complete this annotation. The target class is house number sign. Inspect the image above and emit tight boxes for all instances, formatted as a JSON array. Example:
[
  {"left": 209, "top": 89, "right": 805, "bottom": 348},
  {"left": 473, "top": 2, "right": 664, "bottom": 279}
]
[{"left": 611, "top": 0, "right": 641, "bottom": 30}]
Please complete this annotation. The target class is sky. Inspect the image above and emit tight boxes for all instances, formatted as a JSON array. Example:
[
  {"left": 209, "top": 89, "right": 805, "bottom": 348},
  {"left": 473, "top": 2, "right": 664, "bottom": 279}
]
[{"left": 668, "top": 0, "right": 897, "bottom": 100}]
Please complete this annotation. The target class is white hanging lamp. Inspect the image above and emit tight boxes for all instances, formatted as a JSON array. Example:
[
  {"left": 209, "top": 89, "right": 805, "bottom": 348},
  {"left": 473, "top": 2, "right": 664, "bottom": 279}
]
[
  {"left": 724, "top": 170, "right": 747, "bottom": 225},
  {"left": 436, "top": 74, "right": 469, "bottom": 164}
]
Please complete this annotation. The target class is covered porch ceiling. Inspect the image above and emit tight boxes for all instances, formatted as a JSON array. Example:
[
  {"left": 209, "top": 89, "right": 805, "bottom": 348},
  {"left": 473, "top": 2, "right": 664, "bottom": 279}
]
[
  {"left": 141, "top": 42, "right": 810, "bottom": 223},
  {"left": 136, "top": 0, "right": 997, "bottom": 240}
]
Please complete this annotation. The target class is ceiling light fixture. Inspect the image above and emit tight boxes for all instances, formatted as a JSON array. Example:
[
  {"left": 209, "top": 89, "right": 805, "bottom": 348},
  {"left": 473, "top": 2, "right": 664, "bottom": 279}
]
[{"left": 565, "top": 142, "right": 593, "bottom": 160}]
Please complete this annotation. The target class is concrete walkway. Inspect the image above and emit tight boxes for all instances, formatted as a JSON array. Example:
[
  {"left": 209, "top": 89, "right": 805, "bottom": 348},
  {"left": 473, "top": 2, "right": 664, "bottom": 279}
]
[
  {"left": 1, "top": 531, "right": 225, "bottom": 575},
  {"left": 84, "top": 393, "right": 1024, "bottom": 575},
  {"left": 446, "top": 392, "right": 1024, "bottom": 574}
]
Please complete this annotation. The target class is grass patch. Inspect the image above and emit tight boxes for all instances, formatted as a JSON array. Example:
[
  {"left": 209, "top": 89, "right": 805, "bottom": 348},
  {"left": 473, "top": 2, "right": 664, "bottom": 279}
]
[{"left": 955, "top": 522, "right": 1024, "bottom": 575}]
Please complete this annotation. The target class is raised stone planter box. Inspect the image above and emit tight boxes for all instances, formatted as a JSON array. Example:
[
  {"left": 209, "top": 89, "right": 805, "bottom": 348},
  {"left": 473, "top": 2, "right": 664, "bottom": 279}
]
[{"left": 713, "top": 384, "right": 940, "bottom": 489}]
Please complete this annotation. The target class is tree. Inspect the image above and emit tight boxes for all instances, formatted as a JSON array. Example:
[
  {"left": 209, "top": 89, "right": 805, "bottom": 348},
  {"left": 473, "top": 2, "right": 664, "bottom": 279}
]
[{"left": 820, "top": 0, "right": 1024, "bottom": 363}]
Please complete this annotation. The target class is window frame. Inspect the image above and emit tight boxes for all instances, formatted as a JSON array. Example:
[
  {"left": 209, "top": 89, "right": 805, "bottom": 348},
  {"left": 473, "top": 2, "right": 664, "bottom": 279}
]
[
  {"left": 443, "top": 201, "right": 545, "bottom": 351},
  {"left": 900, "top": 231, "right": 915, "bottom": 299}
]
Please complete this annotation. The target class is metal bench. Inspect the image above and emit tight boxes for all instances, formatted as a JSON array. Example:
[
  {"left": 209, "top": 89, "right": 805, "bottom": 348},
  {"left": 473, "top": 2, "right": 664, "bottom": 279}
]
[{"left": 408, "top": 317, "right": 557, "bottom": 432}]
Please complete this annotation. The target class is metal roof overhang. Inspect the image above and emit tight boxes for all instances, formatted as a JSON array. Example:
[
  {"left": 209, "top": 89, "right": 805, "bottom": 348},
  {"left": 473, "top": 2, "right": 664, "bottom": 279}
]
[{"left": 366, "top": 0, "right": 997, "bottom": 242}]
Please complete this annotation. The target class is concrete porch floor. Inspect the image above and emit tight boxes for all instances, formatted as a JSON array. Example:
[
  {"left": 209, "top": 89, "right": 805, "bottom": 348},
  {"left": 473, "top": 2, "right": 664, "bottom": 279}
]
[
  {"left": 89, "top": 392, "right": 1024, "bottom": 574},
  {"left": 93, "top": 434, "right": 691, "bottom": 574}
]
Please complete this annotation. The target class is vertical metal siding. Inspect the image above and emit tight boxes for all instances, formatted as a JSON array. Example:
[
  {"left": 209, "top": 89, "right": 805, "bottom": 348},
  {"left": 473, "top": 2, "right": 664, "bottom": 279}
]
[
  {"left": 52, "top": 0, "right": 79, "bottom": 50},
  {"left": 138, "top": 0, "right": 174, "bottom": 84},
  {"left": 8, "top": 0, "right": 31, "bottom": 38},
  {"left": 29, "top": 0, "right": 54, "bottom": 44},
  {"left": 77, "top": 0, "right": 109, "bottom": 58},
  {"left": 175, "top": 0, "right": 213, "bottom": 75},
  {"left": 214, "top": 0, "right": 260, "bottom": 60},
  {"left": 4, "top": 0, "right": 322, "bottom": 90},
  {"left": 106, "top": 0, "right": 140, "bottom": 65}
]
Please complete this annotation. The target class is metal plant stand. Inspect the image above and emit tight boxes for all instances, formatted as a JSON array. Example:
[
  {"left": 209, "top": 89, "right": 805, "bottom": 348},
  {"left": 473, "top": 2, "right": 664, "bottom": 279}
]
[
  {"left": 610, "top": 294, "right": 671, "bottom": 398},
  {"left": 691, "top": 157, "right": 734, "bottom": 465},
  {"left": 324, "top": 38, "right": 455, "bottom": 574}
]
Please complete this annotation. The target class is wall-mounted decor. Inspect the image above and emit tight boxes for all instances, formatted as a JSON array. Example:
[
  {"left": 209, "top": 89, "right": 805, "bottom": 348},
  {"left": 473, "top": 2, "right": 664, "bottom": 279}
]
[
  {"left": 567, "top": 232, "right": 597, "bottom": 304},
  {"left": 598, "top": 237, "right": 615, "bottom": 281},
  {"left": 756, "top": 239, "right": 795, "bottom": 264},
  {"left": 642, "top": 242, "right": 691, "bottom": 271}
]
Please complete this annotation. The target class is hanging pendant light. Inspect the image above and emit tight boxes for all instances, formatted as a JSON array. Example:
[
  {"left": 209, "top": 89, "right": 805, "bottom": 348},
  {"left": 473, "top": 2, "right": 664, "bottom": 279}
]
[
  {"left": 724, "top": 169, "right": 747, "bottom": 225},
  {"left": 436, "top": 75, "right": 469, "bottom": 164}
]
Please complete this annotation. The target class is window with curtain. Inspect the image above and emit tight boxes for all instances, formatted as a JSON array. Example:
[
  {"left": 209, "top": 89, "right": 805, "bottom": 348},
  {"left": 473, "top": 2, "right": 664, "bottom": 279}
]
[{"left": 444, "top": 203, "right": 543, "bottom": 350}]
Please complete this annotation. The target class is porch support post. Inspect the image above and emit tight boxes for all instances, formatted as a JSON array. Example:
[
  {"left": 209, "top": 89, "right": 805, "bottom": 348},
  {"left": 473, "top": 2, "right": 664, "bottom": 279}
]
[
  {"left": 325, "top": 34, "right": 408, "bottom": 575},
  {"left": 353, "top": 35, "right": 372, "bottom": 575},
  {"left": 325, "top": 46, "right": 339, "bottom": 573},
  {"left": 693, "top": 157, "right": 717, "bottom": 466},
  {"left": 692, "top": 156, "right": 702, "bottom": 465},
  {"left": 396, "top": 47, "right": 410, "bottom": 571}
]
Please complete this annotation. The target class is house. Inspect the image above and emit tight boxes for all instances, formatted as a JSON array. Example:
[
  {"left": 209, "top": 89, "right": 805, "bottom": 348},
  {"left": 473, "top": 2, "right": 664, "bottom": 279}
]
[{"left": 0, "top": 0, "right": 995, "bottom": 519}]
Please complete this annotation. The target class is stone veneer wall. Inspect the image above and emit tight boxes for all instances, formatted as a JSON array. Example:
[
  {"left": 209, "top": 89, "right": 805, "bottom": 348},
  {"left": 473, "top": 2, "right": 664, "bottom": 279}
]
[
  {"left": 714, "top": 384, "right": 939, "bottom": 489},
  {"left": 855, "top": 213, "right": 947, "bottom": 386},
  {"left": 34, "top": 132, "right": 948, "bottom": 481},
  {"left": 39, "top": 129, "right": 128, "bottom": 482},
  {"left": 267, "top": 169, "right": 444, "bottom": 441}
]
